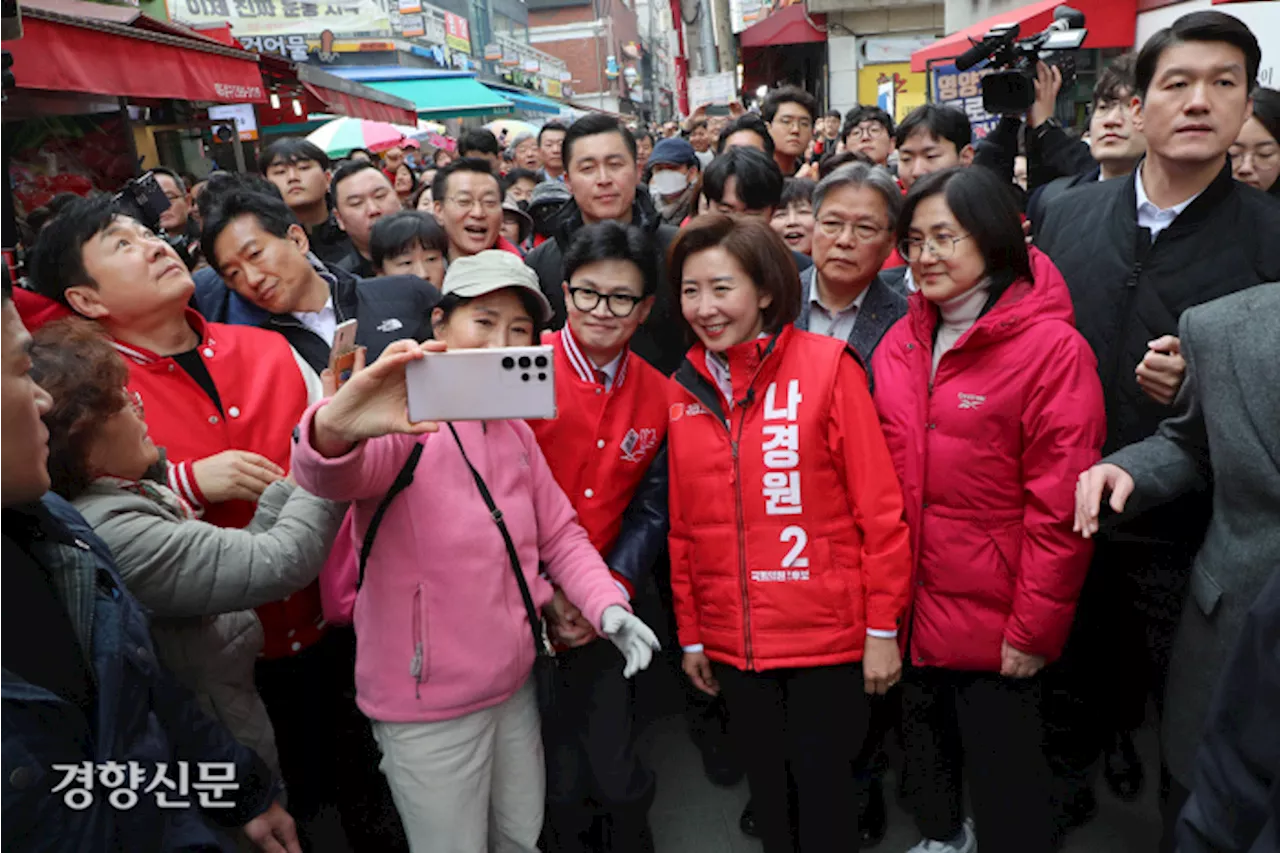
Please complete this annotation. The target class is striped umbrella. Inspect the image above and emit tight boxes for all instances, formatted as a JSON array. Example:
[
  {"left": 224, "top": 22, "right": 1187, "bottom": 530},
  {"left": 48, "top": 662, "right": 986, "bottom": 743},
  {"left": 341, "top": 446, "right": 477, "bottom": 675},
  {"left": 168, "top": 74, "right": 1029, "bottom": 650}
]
[{"left": 306, "top": 118, "right": 407, "bottom": 158}]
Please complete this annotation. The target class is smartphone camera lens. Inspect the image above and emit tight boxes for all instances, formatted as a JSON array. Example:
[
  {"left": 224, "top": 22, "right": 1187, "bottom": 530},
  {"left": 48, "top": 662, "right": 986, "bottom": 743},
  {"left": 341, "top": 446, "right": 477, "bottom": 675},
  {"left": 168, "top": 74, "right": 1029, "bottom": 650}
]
[
  {"left": 521, "top": 373, "right": 531, "bottom": 382},
  {"left": 502, "top": 356, "right": 515, "bottom": 370},
  {"left": 518, "top": 356, "right": 532, "bottom": 369},
  {"left": 534, "top": 355, "right": 548, "bottom": 368},
  {"left": 538, "top": 372, "right": 547, "bottom": 382}
]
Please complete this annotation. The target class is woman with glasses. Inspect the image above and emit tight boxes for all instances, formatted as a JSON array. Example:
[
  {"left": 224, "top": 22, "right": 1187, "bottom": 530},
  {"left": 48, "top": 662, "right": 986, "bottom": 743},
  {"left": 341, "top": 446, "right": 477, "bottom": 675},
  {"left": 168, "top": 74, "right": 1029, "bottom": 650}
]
[
  {"left": 29, "top": 318, "right": 345, "bottom": 782},
  {"left": 528, "top": 223, "right": 671, "bottom": 852},
  {"left": 871, "top": 166, "right": 1106, "bottom": 853},
  {"left": 1230, "top": 87, "right": 1279, "bottom": 195},
  {"left": 666, "top": 214, "right": 913, "bottom": 853}
]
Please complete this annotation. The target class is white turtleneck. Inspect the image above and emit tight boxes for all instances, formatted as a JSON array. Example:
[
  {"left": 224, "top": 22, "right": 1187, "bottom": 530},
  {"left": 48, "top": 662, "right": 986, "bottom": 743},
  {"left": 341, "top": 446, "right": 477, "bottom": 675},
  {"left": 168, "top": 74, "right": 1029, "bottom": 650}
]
[{"left": 931, "top": 281, "right": 990, "bottom": 379}]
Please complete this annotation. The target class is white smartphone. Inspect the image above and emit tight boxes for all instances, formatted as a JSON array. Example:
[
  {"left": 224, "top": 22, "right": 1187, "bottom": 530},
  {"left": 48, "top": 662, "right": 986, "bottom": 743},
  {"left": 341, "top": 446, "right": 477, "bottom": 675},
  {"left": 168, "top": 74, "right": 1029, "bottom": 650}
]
[{"left": 405, "top": 345, "right": 557, "bottom": 422}]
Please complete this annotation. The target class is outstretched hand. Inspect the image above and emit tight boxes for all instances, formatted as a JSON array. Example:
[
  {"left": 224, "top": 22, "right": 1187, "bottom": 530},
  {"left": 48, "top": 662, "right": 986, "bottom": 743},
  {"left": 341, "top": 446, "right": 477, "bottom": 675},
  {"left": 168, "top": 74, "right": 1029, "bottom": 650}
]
[{"left": 312, "top": 340, "right": 444, "bottom": 457}]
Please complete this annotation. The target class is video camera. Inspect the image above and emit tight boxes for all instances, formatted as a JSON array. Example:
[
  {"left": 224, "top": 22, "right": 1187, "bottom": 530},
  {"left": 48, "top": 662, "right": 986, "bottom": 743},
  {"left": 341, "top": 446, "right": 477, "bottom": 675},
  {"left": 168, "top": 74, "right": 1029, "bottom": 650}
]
[
  {"left": 955, "top": 4, "right": 1088, "bottom": 116},
  {"left": 111, "top": 172, "right": 197, "bottom": 270}
]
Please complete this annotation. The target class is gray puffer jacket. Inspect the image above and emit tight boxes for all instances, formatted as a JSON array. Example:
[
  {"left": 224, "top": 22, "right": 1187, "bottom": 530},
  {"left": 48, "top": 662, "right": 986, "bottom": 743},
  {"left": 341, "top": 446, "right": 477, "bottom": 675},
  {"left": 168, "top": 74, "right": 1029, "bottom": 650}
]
[{"left": 73, "top": 467, "right": 344, "bottom": 773}]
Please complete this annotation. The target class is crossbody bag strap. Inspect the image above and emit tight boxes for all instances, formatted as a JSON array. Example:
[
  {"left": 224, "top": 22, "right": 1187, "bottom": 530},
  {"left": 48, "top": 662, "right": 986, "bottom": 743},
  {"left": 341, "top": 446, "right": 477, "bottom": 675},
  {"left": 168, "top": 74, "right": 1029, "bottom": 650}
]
[
  {"left": 447, "top": 423, "right": 550, "bottom": 658},
  {"left": 356, "top": 442, "right": 425, "bottom": 591}
]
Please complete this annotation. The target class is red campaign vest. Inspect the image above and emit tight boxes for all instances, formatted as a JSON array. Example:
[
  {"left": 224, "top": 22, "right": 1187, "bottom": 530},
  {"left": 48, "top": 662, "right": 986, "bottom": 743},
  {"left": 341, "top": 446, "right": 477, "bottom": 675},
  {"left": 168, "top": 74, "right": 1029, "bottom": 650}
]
[
  {"left": 529, "top": 327, "right": 669, "bottom": 596},
  {"left": 666, "top": 326, "right": 911, "bottom": 672},
  {"left": 114, "top": 311, "right": 324, "bottom": 660}
]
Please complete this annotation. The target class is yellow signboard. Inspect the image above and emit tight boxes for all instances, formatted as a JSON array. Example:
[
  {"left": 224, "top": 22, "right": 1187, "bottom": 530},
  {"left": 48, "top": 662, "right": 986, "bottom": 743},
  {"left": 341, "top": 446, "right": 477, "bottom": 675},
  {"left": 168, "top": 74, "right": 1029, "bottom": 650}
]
[{"left": 856, "top": 62, "right": 927, "bottom": 123}]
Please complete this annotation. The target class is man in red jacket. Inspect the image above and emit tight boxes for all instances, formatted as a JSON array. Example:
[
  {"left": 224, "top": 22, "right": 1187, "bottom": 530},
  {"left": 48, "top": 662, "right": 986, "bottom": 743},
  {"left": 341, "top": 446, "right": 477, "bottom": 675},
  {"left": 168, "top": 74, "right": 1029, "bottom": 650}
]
[
  {"left": 528, "top": 222, "right": 670, "bottom": 853},
  {"left": 24, "top": 195, "right": 362, "bottom": 850}
]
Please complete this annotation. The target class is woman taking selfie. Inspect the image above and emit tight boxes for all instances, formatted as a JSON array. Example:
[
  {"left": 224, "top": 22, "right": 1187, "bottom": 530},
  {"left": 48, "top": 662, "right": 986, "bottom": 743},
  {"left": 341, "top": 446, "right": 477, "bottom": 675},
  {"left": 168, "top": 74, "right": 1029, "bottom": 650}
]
[
  {"left": 871, "top": 167, "right": 1106, "bottom": 853},
  {"left": 29, "top": 318, "right": 344, "bottom": 779},
  {"left": 290, "top": 249, "right": 661, "bottom": 853},
  {"left": 665, "top": 215, "right": 912, "bottom": 853}
]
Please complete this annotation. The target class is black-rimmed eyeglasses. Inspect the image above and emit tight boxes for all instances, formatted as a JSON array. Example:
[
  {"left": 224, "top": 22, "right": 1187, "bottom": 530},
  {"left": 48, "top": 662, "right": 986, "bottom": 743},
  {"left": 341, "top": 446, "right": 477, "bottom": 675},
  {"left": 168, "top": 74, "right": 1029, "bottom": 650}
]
[{"left": 568, "top": 286, "right": 645, "bottom": 318}]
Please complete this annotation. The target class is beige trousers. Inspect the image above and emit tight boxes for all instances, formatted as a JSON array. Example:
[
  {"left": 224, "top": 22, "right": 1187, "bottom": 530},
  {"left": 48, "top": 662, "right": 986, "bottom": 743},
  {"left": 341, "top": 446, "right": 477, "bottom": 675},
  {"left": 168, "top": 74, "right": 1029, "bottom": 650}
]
[{"left": 372, "top": 679, "right": 544, "bottom": 853}]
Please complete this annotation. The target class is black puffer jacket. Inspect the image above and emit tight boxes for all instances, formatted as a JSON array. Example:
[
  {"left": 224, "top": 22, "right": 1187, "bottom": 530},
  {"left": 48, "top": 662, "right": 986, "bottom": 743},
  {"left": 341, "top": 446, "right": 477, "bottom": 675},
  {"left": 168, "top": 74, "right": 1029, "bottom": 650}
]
[
  {"left": 525, "top": 192, "right": 685, "bottom": 375},
  {"left": 1036, "top": 162, "right": 1280, "bottom": 541}
]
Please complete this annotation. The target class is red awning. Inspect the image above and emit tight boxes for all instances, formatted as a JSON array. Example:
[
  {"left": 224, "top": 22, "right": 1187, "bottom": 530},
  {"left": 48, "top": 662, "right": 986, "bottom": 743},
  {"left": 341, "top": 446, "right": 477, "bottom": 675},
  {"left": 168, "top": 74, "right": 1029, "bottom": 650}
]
[
  {"left": 740, "top": 3, "right": 827, "bottom": 49},
  {"left": 297, "top": 68, "right": 418, "bottom": 124},
  {"left": 3, "top": 8, "right": 266, "bottom": 102},
  {"left": 256, "top": 55, "right": 418, "bottom": 125},
  {"left": 911, "top": 0, "right": 1137, "bottom": 72}
]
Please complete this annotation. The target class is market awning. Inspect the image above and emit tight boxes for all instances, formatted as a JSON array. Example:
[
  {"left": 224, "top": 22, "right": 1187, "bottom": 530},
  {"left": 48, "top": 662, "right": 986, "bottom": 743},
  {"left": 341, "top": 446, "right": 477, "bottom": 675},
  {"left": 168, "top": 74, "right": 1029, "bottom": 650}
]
[
  {"left": 739, "top": 3, "right": 827, "bottom": 49},
  {"left": 297, "top": 67, "right": 417, "bottom": 124},
  {"left": 483, "top": 85, "right": 565, "bottom": 116},
  {"left": 910, "top": 0, "right": 1137, "bottom": 72},
  {"left": 328, "top": 68, "right": 514, "bottom": 119},
  {"left": 1, "top": 5, "right": 266, "bottom": 103}
]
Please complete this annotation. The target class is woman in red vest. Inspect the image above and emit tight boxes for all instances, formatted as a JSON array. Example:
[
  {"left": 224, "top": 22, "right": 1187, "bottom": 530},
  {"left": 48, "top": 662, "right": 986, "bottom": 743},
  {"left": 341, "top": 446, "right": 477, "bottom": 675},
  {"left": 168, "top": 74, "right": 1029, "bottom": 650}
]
[
  {"left": 871, "top": 167, "right": 1105, "bottom": 853},
  {"left": 528, "top": 222, "right": 671, "bottom": 852},
  {"left": 666, "top": 215, "right": 912, "bottom": 853}
]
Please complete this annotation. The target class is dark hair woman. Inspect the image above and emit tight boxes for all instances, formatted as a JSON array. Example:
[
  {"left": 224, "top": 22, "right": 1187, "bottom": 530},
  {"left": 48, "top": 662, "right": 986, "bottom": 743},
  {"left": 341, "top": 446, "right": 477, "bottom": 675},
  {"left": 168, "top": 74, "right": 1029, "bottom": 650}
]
[
  {"left": 1231, "top": 87, "right": 1280, "bottom": 195},
  {"left": 665, "top": 214, "right": 912, "bottom": 853},
  {"left": 871, "top": 166, "right": 1106, "bottom": 853},
  {"left": 30, "top": 318, "right": 344, "bottom": 778}
]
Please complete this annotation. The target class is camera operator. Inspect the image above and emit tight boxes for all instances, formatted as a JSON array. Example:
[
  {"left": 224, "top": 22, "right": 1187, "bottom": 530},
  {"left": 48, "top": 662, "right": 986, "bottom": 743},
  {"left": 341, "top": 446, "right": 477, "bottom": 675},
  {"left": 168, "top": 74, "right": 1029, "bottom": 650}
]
[
  {"left": 973, "top": 62, "right": 1095, "bottom": 196},
  {"left": 149, "top": 167, "right": 202, "bottom": 267},
  {"left": 1027, "top": 54, "right": 1146, "bottom": 232}
]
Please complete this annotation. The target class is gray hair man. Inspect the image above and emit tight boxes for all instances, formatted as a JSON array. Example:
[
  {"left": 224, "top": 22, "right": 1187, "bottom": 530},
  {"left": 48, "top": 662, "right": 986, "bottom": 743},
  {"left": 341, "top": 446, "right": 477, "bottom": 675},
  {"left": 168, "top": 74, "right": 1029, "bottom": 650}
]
[{"left": 796, "top": 162, "right": 908, "bottom": 384}]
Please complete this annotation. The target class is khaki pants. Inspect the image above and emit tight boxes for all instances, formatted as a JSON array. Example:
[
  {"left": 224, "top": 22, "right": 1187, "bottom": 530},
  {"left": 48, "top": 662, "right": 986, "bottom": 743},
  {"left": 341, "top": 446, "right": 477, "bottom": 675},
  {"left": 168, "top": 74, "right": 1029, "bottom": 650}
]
[{"left": 372, "top": 679, "right": 544, "bottom": 853}]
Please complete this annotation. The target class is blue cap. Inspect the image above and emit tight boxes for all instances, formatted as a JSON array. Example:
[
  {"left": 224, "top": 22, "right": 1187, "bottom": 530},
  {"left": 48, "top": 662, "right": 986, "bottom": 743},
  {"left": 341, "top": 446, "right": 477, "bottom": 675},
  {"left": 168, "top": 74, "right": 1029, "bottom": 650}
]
[{"left": 648, "top": 137, "right": 699, "bottom": 168}]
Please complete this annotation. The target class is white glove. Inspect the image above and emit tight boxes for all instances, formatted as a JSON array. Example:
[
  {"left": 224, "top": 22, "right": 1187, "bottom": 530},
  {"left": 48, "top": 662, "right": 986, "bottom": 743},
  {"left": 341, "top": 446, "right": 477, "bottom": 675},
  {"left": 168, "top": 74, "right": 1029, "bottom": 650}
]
[{"left": 601, "top": 605, "right": 661, "bottom": 678}]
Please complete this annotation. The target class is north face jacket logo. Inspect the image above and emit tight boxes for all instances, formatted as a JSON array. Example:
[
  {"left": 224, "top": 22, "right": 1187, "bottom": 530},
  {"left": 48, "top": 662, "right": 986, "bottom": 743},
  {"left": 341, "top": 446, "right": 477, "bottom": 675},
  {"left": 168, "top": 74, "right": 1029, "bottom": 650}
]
[{"left": 377, "top": 318, "right": 404, "bottom": 333}]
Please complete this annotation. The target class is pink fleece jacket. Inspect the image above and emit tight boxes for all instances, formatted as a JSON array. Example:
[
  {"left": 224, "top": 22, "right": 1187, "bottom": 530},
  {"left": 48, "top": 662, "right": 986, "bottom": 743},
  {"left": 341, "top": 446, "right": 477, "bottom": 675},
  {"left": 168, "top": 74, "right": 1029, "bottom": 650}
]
[{"left": 292, "top": 401, "right": 630, "bottom": 723}]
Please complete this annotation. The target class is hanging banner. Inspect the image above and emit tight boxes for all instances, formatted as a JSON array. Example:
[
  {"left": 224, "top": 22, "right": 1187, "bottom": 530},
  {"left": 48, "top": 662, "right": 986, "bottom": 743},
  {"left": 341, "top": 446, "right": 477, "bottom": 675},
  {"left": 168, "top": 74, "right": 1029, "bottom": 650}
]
[
  {"left": 173, "top": 0, "right": 389, "bottom": 37},
  {"left": 929, "top": 62, "right": 998, "bottom": 140},
  {"left": 443, "top": 12, "right": 470, "bottom": 53}
]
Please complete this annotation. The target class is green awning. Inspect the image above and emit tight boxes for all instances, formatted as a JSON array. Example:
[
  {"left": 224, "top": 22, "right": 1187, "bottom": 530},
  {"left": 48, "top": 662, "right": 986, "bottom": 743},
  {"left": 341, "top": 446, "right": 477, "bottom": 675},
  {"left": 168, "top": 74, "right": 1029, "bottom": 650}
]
[
  {"left": 484, "top": 85, "right": 565, "bottom": 116},
  {"left": 364, "top": 76, "right": 513, "bottom": 119}
]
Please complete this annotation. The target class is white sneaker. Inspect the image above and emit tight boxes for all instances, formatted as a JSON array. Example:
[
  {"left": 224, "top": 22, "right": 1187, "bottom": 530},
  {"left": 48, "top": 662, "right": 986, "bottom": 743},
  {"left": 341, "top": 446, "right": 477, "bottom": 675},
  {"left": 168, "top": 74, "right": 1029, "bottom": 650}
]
[{"left": 904, "top": 818, "right": 976, "bottom": 853}]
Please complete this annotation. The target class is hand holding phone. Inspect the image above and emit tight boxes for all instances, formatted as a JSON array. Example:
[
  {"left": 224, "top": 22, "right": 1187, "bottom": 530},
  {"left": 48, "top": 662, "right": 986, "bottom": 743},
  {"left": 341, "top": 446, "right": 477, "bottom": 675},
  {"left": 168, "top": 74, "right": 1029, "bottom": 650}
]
[
  {"left": 312, "top": 340, "right": 444, "bottom": 457},
  {"left": 405, "top": 345, "right": 557, "bottom": 423}
]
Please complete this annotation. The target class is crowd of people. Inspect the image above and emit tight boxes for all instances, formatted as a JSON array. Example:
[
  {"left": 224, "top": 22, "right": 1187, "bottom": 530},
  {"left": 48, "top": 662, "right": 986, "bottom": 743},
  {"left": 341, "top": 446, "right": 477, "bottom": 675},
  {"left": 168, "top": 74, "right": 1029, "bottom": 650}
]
[{"left": 3, "top": 8, "right": 1279, "bottom": 853}]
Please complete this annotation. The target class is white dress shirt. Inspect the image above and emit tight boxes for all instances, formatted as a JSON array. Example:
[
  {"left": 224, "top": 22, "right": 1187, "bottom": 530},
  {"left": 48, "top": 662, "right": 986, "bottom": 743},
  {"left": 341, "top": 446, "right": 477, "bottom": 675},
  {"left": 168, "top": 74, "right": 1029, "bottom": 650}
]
[
  {"left": 1134, "top": 165, "right": 1204, "bottom": 242},
  {"left": 292, "top": 296, "right": 338, "bottom": 347}
]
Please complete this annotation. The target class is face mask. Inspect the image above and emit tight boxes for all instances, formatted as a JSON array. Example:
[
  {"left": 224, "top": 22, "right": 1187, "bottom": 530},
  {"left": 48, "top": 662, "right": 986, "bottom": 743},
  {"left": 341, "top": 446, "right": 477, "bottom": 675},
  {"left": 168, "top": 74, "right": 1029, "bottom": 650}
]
[{"left": 650, "top": 169, "right": 688, "bottom": 196}]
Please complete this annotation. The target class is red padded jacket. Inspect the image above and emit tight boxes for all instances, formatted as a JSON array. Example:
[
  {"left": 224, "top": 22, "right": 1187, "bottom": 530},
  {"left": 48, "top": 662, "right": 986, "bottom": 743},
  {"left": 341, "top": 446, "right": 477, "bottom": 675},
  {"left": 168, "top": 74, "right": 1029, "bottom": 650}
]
[
  {"left": 871, "top": 248, "right": 1106, "bottom": 671},
  {"left": 667, "top": 325, "right": 912, "bottom": 672}
]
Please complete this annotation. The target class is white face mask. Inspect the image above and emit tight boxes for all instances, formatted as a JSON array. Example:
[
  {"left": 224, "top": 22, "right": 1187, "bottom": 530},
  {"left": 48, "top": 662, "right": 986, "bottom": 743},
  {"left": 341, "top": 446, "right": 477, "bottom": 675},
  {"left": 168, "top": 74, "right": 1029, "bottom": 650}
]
[{"left": 650, "top": 169, "right": 688, "bottom": 196}]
